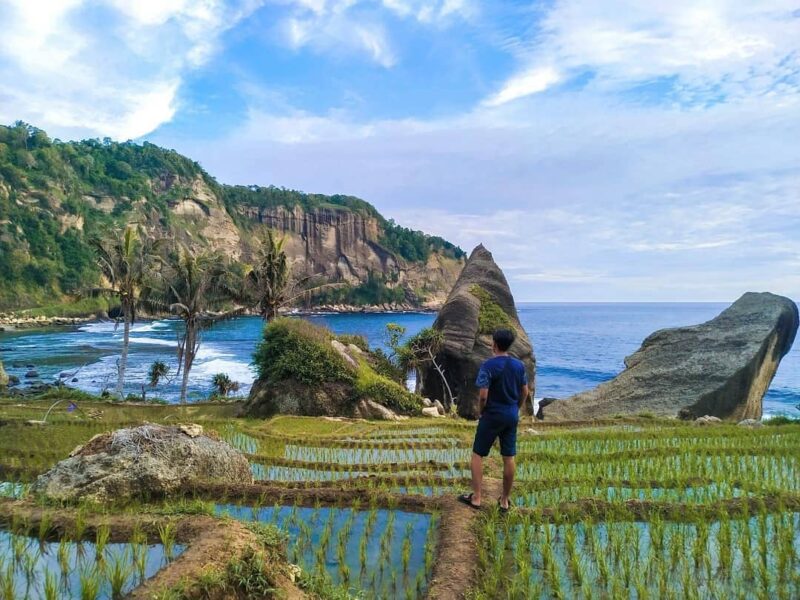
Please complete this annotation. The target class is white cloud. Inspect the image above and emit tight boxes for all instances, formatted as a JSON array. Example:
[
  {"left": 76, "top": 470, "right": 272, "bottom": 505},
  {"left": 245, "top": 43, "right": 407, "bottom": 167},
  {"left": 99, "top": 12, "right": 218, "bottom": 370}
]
[
  {"left": 486, "top": 1, "right": 800, "bottom": 106},
  {"left": 271, "top": 0, "right": 471, "bottom": 67},
  {"left": 177, "top": 81, "right": 800, "bottom": 301},
  {"left": 0, "top": 0, "right": 260, "bottom": 139},
  {"left": 484, "top": 66, "right": 561, "bottom": 106}
]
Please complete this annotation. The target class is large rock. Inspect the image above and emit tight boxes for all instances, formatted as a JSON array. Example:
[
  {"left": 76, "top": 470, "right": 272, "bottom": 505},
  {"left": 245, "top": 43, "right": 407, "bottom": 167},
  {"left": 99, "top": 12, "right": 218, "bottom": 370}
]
[
  {"left": 542, "top": 292, "right": 798, "bottom": 422},
  {"left": 0, "top": 361, "right": 7, "bottom": 387},
  {"left": 418, "top": 245, "right": 536, "bottom": 419},
  {"left": 32, "top": 424, "right": 252, "bottom": 502}
]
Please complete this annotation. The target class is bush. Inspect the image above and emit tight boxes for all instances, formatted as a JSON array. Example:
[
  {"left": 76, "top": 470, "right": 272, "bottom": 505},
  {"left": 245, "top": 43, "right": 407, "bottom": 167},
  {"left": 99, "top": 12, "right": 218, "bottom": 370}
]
[
  {"left": 336, "top": 333, "right": 369, "bottom": 352},
  {"left": 253, "top": 318, "right": 355, "bottom": 385},
  {"left": 355, "top": 363, "right": 421, "bottom": 415},
  {"left": 470, "top": 285, "right": 513, "bottom": 335}
]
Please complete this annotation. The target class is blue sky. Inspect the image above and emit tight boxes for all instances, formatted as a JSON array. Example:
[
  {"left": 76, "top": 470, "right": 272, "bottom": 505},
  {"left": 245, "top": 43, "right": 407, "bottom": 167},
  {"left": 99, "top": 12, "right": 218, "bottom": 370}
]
[{"left": 1, "top": 1, "right": 799, "bottom": 302}]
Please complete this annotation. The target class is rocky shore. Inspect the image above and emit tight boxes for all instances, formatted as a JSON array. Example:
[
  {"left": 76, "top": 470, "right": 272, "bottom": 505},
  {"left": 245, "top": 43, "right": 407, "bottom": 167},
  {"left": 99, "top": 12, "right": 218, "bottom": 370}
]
[
  {"left": 288, "top": 302, "right": 437, "bottom": 315},
  {"left": 0, "top": 313, "right": 98, "bottom": 330}
]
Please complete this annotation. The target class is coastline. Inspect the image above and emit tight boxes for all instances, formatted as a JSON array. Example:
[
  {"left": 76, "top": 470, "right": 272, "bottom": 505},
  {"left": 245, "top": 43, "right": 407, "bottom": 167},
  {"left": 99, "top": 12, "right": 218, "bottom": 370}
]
[{"left": 0, "top": 303, "right": 439, "bottom": 330}]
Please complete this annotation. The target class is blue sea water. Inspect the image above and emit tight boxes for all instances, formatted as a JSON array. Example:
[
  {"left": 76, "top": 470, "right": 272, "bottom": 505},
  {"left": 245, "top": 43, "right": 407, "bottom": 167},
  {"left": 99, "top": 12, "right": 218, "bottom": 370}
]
[{"left": 0, "top": 303, "right": 797, "bottom": 417}]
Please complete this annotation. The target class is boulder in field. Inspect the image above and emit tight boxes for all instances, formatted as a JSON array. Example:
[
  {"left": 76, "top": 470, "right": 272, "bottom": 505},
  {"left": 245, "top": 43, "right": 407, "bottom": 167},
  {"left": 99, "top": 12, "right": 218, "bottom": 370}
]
[
  {"left": 418, "top": 245, "right": 535, "bottom": 419},
  {"left": 32, "top": 423, "right": 252, "bottom": 503},
  {"left": 541, "top": 292, "right": 798, "bottom": 422}
]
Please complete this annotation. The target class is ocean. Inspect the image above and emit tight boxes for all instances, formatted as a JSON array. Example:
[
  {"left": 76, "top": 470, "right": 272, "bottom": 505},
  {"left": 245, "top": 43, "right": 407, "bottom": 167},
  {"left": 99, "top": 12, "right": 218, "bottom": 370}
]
[{"left": 0, "top": 303, "right": 797, "bottom": 417}]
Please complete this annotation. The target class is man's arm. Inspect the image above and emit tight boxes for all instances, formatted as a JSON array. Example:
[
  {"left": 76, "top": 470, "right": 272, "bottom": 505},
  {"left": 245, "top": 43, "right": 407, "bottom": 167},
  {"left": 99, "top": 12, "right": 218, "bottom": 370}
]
[
  {"left": 518, "top": 384, "right": 530, "bottom": 410},
  {"left": 478, "top": 388, "right": 488, "bottom": 415}
]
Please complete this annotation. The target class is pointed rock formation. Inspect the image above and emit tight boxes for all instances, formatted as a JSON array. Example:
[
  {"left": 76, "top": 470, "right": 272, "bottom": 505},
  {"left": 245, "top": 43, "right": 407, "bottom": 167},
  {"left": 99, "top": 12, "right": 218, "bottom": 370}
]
[
  {"left": 418, "top": 245, "right": 535, "bottom": 419},
  {"left": 542, "top": 292, "right": 798, "bottom": 422}
]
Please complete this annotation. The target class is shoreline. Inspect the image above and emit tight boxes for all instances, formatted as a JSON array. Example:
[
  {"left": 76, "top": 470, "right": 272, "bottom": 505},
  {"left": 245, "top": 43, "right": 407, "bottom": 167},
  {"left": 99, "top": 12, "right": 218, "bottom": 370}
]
[{"left": 0, "top": 304, "right": 439, "bottom": 330}]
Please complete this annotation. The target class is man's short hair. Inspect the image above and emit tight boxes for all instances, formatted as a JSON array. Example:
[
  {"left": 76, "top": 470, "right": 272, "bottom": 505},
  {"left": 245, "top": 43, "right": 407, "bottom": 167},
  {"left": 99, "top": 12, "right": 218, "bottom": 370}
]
[{"left": 493, "top": 328, "right": 515, "bottom": 352}]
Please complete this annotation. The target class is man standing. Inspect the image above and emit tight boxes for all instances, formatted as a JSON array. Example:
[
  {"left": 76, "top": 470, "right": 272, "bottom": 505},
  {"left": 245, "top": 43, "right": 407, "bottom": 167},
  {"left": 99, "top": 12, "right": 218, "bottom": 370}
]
[{"left": 458, "top": 328, "right": 529, "bottom": 512}]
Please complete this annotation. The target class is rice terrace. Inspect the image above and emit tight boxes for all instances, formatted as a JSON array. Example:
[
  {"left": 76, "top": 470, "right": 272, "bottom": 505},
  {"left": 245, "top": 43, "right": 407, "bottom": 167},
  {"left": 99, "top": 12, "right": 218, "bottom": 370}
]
[{"left": 0, "top": 395, "right": 798, "bottom": 599}]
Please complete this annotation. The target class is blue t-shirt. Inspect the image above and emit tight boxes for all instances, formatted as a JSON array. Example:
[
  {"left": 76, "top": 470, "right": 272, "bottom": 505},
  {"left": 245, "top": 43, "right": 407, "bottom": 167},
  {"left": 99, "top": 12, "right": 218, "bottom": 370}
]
[{"left": 475, "top": 355, "right": 528, "bottom": 416}]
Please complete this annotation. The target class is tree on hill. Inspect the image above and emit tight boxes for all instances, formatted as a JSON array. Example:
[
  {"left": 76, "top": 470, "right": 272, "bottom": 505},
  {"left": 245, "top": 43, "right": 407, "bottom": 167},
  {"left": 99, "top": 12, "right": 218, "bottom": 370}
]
[
  {"left": 86, "top": 225, "right": 161, "bottom": 397},
  {"left": 143, "top": 245, "right": 242, "bottom": 404},
  {"left": 243, "top": 230, "right": 343, "bottom": 321}
]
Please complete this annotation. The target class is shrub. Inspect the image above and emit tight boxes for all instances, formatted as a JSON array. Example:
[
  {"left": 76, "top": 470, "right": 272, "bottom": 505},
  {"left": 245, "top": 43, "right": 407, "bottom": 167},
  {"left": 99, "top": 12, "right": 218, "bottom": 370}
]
[
  {"left": 336, "top": 333, "right": 369, "bottom": 352},
  {"left": 355, "top": 363, "right": 422, "bottom": 415},
  {"left": 253, "top": 318, "right": 355, "bottom": 385},
  {"left": 470, "top": 285, "right": 513, "bottom": 335}
]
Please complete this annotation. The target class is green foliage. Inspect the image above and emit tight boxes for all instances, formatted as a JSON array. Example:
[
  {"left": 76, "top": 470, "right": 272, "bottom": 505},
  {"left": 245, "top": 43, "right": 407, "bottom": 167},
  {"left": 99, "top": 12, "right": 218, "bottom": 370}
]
[
  {"left": 253, "top": 318, "right": 356, "bottom": 385},
  {"left": 147, "top": 361, "right": 169, "bottom": 388},
  {"left": 312, "top": 272, "right": 407, "bottom": 306},
  {"left": 469, "top": 285, "right": 514, "bottom": 335},
  {"left": 354, "top": 363, "right": 422, "bottom": 415},
  {"left": 11, "top": 297, "right": 111, "bottom": 318},
  {"left": 211, "top": 373, "right": 241, "bottom": 398},
  {"left": 0, "top": 121, "right": 461, "bottom": 312},
  {"left": 380, "top": 218, "right": 465, "bottom": 262},
  {"left": 336, "top": 334, "right": 369, "bottom": 352}
]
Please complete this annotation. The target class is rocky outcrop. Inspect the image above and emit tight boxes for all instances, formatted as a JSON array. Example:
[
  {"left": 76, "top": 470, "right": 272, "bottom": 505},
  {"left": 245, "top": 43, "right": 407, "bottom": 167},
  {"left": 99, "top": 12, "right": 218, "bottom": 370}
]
[
  {"left": 31, "top": 424, "right": 252, "bottom": 502},
  {"left": 242, "top": 319, "right": 421, "bottom": 419},
  {"left": 542, "top": 292, "right": 799, "bottom": 422},
  {"left": 418, "top": 245, "right": 536, "bottom": 419}
]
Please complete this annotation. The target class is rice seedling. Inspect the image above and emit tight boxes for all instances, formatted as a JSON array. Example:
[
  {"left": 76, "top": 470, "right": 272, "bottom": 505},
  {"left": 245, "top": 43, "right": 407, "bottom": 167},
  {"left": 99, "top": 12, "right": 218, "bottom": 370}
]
[{"left": 158, "top": 521, "right": 177, "bottom": 562}]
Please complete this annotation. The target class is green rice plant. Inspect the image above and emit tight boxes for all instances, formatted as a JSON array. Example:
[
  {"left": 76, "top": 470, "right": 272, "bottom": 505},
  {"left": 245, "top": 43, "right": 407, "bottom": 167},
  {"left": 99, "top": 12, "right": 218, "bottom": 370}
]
[
  {"left": 79, "top": 565, "right": 101, "bottom": 600},
  {"left": 2, "top": 558, "right": 17, "bottom": 600},
  {"left": 95, "top": 524, "right": 110, "bottom": 562},
  {"left": 107, "top": 549, "right": 133, "bottom": 600},
  {"left": 158, "top": 521, "right": 177, "bottom": 561},
  {"left": 37, "top": 511, "right": 53, "bottom": 543},
  {"left": 42, "top": 567, "right": 59, "bottom": 600},
  {"left": 57, "top": 538, "right": 70, "bottom": 576}
]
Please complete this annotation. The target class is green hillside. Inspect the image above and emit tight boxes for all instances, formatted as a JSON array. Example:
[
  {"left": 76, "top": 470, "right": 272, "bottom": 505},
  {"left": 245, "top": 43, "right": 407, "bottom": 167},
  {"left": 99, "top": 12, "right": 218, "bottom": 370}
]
[{"left": 0, "top": 122, "right": 464, "bottom": 309}]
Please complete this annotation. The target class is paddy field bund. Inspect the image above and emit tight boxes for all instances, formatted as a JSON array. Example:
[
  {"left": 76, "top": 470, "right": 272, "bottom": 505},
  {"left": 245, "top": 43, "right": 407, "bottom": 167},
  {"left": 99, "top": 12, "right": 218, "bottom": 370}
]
[{"left": 0, "top": 398, "right": 798, "bottom": 598}]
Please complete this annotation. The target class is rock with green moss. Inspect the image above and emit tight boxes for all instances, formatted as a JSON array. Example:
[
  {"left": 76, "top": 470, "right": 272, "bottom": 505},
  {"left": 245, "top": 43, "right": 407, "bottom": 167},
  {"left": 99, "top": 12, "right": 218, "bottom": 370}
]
[
  {"left": 242, "top": 318, "right": 422, "bottom": 418},
  {"left": 418, "top": 245, "right": 535, "bottom": 419}
]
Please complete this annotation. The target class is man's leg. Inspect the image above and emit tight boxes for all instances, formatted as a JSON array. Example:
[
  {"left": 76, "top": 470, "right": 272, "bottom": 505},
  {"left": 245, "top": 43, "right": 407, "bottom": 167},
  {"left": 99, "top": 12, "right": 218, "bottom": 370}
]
[
  {"left": 498, "top": 419, "right": 518, "bottom": 509},
  {"left": 500, "top": 456, "right": 515, "bottom": 509},
  {"left": 471, "top": 452, "right": 483, "bottom": 505}
]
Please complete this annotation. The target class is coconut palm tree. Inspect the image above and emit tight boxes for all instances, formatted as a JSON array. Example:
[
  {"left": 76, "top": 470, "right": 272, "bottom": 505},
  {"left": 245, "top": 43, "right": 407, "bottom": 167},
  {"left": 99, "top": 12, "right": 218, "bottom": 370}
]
[
  {"left": 87, "top": 225, "right": 160, "bottom": 397},
  {"left": 243, "top": 230, "right": 343, "bottom": 321},
  {"left": 143, "top": 244, "right": 242, "bottom": 404}
]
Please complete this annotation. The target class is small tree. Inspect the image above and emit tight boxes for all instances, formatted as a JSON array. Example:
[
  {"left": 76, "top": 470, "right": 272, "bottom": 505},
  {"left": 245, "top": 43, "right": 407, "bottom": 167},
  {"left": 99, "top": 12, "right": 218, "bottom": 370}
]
[
  {"left": 142, "top": 245, "right": 242, "bottom": 404},
  {"left": 141, "top": 360, "right": 169, "bottom": 402},
  {"left": 211, "top": 373, "right": 240, "bottom": 398},
  {"left": 243, "top": 230, "right": 344, "bottom": 320},
  {"left": 87, "top": 225, "right": 161, "bottom": 397},
  {"left": 398, "top": 327, "right": 456, "bottom": 410},
  {"left": 383, "top": 323, "right": 407, "bottom": 359}
]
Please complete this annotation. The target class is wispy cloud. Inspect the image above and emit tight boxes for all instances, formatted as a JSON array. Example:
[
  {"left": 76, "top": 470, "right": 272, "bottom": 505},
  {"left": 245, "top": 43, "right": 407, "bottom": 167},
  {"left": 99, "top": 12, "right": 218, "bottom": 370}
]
[{"left": 485, "top": 1, "right": 800, "bottom": 106}]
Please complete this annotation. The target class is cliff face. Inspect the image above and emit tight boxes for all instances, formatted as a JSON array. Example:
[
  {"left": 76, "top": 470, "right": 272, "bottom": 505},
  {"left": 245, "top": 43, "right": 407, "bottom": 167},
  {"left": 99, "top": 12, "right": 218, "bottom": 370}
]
[
  {"left": 0, "top": 122, "right": 464, "bottom": 309},
  {"left": 234, "top": 204, "right": 463, "bottom": 307}
]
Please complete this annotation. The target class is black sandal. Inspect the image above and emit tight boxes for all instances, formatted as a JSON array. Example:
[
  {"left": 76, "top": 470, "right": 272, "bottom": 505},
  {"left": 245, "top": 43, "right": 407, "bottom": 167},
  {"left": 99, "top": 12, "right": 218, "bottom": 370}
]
[
  {"left": 457, "top": 493, "right": 481, "bottom": 510},
  {"left": 498, "top": 497, "right": 510, "bottom": 514}
]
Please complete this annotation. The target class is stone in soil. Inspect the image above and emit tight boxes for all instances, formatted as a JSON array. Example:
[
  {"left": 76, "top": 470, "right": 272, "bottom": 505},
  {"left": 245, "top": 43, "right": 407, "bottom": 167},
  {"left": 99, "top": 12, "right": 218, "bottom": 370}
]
[{"left": 32, "top": 423, "right": 252, "bottom": 503}]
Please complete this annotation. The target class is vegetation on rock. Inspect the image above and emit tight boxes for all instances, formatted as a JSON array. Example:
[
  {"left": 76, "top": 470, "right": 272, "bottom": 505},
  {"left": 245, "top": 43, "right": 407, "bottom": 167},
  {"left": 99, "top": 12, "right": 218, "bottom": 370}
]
[
  {"left": 253, "top": 318, "right": 356, "bottom": 386},
  {"left": 251, "top": 317, "right": 422, "bottom": 415},
  {"left": 469, "top": 284, "right": 514, "bottom": 335}
]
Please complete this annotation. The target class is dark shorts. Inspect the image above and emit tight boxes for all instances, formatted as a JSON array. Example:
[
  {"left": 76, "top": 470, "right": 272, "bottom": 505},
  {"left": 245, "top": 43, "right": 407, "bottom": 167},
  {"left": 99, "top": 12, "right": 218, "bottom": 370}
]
[{"left": 472, "top": 412, "right": 519, "bottom": 457}]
